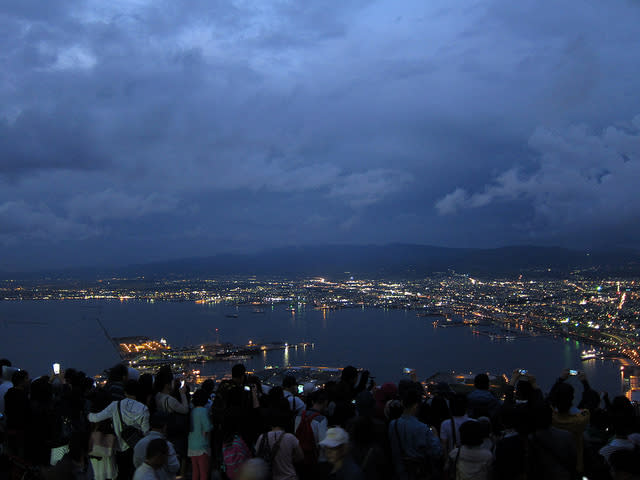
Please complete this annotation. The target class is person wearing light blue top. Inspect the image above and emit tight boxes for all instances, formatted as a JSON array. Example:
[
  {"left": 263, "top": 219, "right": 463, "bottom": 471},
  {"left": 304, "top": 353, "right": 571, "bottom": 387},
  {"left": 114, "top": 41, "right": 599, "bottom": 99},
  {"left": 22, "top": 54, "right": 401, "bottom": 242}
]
[
  {"left": 389, "top": 387, "right": 442, "bottom": 480},
  {"left": 188, "top": 390, "right": 213, "bottom": 480}
]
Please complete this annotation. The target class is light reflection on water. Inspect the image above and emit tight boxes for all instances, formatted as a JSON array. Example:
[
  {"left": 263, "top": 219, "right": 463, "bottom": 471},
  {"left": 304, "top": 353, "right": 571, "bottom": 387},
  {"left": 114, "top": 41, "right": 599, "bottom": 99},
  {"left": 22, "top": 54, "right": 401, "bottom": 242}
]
[{"left": 0, "top": 299, "right": 624, "bottom": 394}]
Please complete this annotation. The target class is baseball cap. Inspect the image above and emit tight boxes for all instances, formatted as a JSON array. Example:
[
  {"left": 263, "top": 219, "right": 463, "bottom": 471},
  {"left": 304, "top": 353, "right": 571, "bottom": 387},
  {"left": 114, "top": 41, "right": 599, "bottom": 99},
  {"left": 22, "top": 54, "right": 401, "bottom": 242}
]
[{"left": 318, "top": 427, "right": 349, "bottom": 448}]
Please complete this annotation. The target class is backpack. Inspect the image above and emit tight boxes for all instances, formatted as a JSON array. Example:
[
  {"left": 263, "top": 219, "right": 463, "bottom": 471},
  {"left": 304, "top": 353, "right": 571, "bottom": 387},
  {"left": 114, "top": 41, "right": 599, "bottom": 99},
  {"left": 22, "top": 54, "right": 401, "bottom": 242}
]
[
  {"left": 295, "top": 410, "right": 321, "bottom": 465},
  {"left": 256, "top": 431, "right": 285, "bottom": 476},
  {"left": 222, "top": 435, "right": 252, "bottom": 479}
]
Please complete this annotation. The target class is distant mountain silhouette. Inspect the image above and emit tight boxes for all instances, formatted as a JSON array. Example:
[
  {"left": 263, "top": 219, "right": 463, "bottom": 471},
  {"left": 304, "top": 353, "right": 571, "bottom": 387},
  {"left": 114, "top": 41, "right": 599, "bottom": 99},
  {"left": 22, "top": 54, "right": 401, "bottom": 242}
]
[{"left": 6, "top": 244, "right": 638, "bottom": 280}]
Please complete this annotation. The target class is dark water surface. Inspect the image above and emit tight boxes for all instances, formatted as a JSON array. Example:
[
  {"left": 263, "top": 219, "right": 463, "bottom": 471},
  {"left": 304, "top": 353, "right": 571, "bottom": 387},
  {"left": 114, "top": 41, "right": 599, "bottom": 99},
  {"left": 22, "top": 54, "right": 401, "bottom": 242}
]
[{"left": 0, "top": 300, "right": 623, "bottom": 394}]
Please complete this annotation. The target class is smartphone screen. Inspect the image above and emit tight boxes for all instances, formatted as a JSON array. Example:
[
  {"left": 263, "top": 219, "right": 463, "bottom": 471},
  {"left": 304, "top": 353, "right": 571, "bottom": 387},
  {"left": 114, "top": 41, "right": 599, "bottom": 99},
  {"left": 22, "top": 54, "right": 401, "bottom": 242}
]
[
  {"left": 297, "top": 384, "right": 304, "bottom": 394},
  {"left": 244, "top": 385, "right": 251, "bottom": 392},
  {"left": 180, "top": 380, "right": 185, "bottom": 388},
  {"left": 53, "top": 363, "right": 61, "bottom": 375},
  {"left": 569, "top": 369, "right": 578, "bottom": 376}
]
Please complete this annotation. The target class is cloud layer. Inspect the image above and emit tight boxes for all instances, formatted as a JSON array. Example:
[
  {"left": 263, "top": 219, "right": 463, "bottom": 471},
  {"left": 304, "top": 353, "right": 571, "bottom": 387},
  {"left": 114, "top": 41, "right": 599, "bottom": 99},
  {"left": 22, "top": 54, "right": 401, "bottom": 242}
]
[{"left": 1, "top": 0, "right": 639, "bottom": 269}]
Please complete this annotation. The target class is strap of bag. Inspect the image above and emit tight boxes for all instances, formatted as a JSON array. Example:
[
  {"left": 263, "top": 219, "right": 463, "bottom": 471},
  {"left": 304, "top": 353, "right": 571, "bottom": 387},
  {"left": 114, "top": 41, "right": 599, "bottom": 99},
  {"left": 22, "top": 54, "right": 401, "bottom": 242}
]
[
  {"left": 117, "top": 400, "right": 125, "bottom": 430},
  {"left": 451, "top": 418, "right": 457, "bottom": 447},
  {"left": 271, "top": 431, "right": 285, "bottom": 460},
  {"left": 361, "top": 447, "right": 375, "bottom": 471}
]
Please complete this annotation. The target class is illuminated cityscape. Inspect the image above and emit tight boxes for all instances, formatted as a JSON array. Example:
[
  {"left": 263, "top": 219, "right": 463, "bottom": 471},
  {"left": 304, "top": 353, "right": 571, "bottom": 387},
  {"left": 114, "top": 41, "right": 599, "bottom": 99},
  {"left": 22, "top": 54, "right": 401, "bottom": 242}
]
[{"left": 2, "top": 273, "right": 639, "bottom": 364}]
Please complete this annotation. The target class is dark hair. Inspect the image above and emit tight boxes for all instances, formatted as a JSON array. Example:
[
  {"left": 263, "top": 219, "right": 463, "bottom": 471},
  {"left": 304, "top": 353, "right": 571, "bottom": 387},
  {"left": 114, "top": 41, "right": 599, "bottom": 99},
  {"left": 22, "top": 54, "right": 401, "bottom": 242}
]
[
  {"left": 450, "top": 393, "right": 468, "bottom": 417},
  {"left": 146, "top": 438, "right": 168, "bottom": 459},
  {"left": 0, "top": 358, "right": 12, "bottom": 368},
  {"left": 124, "top": 379, "right": 139, "bottom": 397},
  {"left": 341, "top": 366, "right": 358, "bottom": 383},
  {"left": 108, "top": 364, "right": 128, "bottom": 383},
  {"left": 611, "top": 413, "right": 634, "bottom": 437},
  {"left": 459, "top": 420, "right": 484, "bottom": 447},
  {"left": 12, "top": 369, "right": 28, "bottom": 386},
  {"left": 310, "top": 389, "right": 329, "bottom": 405},
  {"left": 64, "top": 368, "right": 78, "bottom": 383},
  {"left": 402, "top": 389, "right": 421, "bottom": 409},
  {"left": 154, "top": 375, "right": 172, "bottom": 393},
  {"left": 231, "top": 364, "right": 246, "bottom": 379},
  {"left": 282, "top": 375, "right": 298, "bottom": 389},
  {"left": 30, "top": 376, "right": 52, "bottom": 403},
  {"left": 474, "top": 374, "right": 490, "bottom": 390},
  {"left": 551, "top": 383, "right": 574, "bottom": 414},
  {"left": 154, "top": 366, "right": 173, "bottom": 393},
  {"left": 201, "top": 379, "right": 215, "bottom": 395},
  {"left": 192, "top": 389, "right": 208, "bottom": 407},
  {"left": 266, "top": 409, "right": 291, "bottom": 430},
  {"left": 150, "top": 412, "right": 169, "bottom": 430}
]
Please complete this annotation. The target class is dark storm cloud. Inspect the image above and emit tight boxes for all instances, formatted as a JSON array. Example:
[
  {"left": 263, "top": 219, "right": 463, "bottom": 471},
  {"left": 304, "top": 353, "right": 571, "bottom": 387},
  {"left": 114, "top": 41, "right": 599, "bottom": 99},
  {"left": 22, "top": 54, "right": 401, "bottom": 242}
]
[{"left": 1, "top": 0, "right": 639, "bottom": 269}]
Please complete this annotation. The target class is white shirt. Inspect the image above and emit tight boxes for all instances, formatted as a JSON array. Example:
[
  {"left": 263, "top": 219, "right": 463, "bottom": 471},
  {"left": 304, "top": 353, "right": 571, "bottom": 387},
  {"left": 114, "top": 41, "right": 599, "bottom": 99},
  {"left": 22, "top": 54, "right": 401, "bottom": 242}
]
[
  {"left": 283, "top": 391, "right": 305, "bottom": 416},
  {"left": 133, "top": 462, "right": 160, "bottom": 480},
  {"left": 0, "top": 381, "right": 12, "bottom": 414},
  {"left": 156, "top": 392, "right": 189, "bottom": 415},
  {"left": 134, "top": 431, "right": 179, "bottom": 480},
  {"left": 88, "top": 398, "right": 150, "bottom": 451},
  {"left": 449, "top": 445, "right": 493, "bottom": 480},
  {"left": 440, "top": 416, "right": 471, "bottom": 451}
]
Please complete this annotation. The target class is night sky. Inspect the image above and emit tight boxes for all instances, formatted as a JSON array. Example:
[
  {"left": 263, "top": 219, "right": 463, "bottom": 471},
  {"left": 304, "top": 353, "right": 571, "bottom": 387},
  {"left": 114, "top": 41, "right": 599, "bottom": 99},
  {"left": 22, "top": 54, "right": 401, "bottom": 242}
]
[{"left": 1, "top": 1, "right": 639, "bottom": 270}]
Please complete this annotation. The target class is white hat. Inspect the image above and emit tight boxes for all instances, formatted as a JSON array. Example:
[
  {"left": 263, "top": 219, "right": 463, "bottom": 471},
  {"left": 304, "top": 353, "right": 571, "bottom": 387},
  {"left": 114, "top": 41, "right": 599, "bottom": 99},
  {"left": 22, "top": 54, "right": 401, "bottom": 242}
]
[{"left": 318, "top": 427, "right": 349, "bottom": 448}]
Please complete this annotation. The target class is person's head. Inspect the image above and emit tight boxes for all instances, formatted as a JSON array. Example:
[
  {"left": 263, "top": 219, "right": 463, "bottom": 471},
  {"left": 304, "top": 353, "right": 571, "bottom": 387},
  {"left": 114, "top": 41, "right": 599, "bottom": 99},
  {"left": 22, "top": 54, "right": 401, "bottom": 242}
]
[
  {"left": 579, "top": 388, "right": 601, "bottom": 411},
  {"left": 267, "top": 409, "right": 292, "bottom": 431},
  {"left": 108, "top": 363, "right": 128, "bottom": 383},
  {"left": 310, "top": 389, "right": 329, "bottom": 411},
  {"left": 201, "top": 379, "right": 215, "bottom": 396},
  {"left": 474, "top": 373, "right": 490, "bottom": 391},
  {"left": 155, "top": 376, "right": 172, "bottom": 394},
  {"left": 139, "top": 373, "right": 153, "bottom": 391},
  {"left": 551, "top": 382, "right": 574, "bottom": 414},
  {"left": 231, "top": 364, "right": 246, "bottom": 383},
  {"left": 282, "top": 374, "right": 298, "bottom": 394},
  {"left": 192, "top": 389, "right": 209, "bottom": 408},
  {"left": 355, "top": 390, "right": 375, "bottom": 418},
  {"left": 450, "top": 393, "right": 468, "bottom": 417},
  {"left": 385, "top": 399, "right": 404, "bottom": 421},
  {"left": 341, "top": 366, "right": 358, "bottom": 386},
  {"left": 145, "top": 438, "right": 169, "bottom": 469},
  {"left": 11, "top": 369, "right": 29, "bottom": 388},
  {"left": 319, "top": 427, "right": 350, "bottom": 466},
  {"left": 30, "top": 376, "right": 52, "bottom": 403},
  {"left": 459, "top": 420, "right": 484, "bottom": 447},
  {"left": 515, "top": 379, "right": 534, "bottom": 401},
  {"left": 402, "top": 388, "right": 422, "bottom": 415},
  {"left": 149, "top": 412, "right": 168, "bottom": 434},
  {"left": 611, "top": 413, "right": 634, "bottom": 437},
  {"left": 0, "top": 359, "right": 11, "bottom": 369},
  {"left": 124, "top": 379, "right": 139, "bottom": 399},
  {"left": 64, "top": 368, "right": 78, "bottom": 384}
]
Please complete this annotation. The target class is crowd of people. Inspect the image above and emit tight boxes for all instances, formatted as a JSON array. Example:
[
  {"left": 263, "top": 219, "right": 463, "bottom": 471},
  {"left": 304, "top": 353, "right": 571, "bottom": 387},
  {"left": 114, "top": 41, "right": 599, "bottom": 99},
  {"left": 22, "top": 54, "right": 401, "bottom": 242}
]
[{"left": 1, "top": 357, "right": 640, "bottom": 480}]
